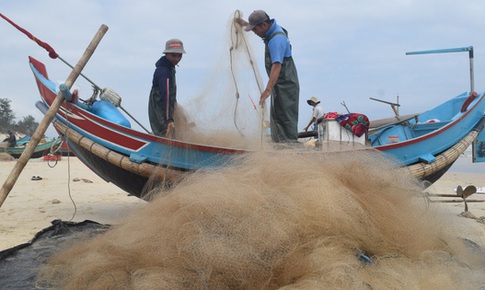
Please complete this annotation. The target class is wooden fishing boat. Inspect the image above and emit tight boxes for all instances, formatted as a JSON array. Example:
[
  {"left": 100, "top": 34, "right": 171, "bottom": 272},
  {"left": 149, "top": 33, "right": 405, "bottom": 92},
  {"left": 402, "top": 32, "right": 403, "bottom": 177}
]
[
  {"left": 29, "top": 46, "right": 485, "bottom": 199},
  {"left": 0, "top": 135, "right": 62, "bottom": 159}
]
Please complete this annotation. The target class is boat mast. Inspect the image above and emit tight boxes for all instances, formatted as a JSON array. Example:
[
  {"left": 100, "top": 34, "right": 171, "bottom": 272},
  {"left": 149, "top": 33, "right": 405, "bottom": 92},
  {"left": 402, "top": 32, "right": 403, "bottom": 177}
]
[{"left": 406, "top": 46, "right": 474, "bottom": 93}]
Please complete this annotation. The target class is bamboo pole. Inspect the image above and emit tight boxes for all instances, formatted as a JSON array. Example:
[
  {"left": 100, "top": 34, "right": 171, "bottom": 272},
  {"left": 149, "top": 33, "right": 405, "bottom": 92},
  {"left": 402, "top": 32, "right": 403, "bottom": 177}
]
[{"left": 0, "top": 24, "right": 109, "bottom": 208}]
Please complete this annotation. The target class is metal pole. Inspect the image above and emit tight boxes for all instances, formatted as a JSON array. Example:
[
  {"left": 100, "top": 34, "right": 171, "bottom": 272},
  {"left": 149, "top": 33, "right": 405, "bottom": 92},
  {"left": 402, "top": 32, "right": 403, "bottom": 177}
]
[
  {"left": 406, "top": 46, "right": 475, "bottom": 93},
  {"left": 57, "top": 55, "right": 102, "bottom": 90},
  {"left": 469, "top": 49, "right": 474, "bottom": 93}
]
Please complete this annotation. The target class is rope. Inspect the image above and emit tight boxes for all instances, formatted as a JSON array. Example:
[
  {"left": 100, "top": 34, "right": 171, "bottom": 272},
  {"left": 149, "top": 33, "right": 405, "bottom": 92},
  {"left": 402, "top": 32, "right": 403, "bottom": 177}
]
[
  {"left": 62, "top": 101, "right": 77, "bottom": 221},
  {"left": 232, "top": 10, "right": 267, "bottom": 145},
  {"left": 229, "top": 10, "right": 244, "bottom": 136},
  {"left": 66, "top": 150, "right": 77, "bottom": 222},
  {"left": 49, "top": 137, "right": 62, "bottom": 154},
  {"left": 45, "top": 137, "right": 63, "bottom": 168}
]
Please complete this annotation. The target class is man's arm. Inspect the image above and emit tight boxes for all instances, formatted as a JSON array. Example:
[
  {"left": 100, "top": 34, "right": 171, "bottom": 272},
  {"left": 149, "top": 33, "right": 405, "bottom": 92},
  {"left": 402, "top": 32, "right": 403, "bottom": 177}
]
[
  {"left": 235, "top": 18, "right": 248, "bottom": 27},
  {"left": 260, "top": 62, "right": 281, "bottom": 104},
  {"left": 304, "top": 117, "right": 316, "bottom": 131},
  {"left": 157, "top": 75, "right": 175, "bottom": 137}
]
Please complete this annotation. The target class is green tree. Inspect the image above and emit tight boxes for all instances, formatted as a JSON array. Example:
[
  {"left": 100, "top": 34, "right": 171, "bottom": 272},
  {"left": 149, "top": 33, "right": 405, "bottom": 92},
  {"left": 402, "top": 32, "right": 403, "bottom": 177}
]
[
  {"left": 0, "top": 98, "right": 16, "bottom": 132},
  {"left": 15, "top": 115, "right": 39, "bottom": 136}
]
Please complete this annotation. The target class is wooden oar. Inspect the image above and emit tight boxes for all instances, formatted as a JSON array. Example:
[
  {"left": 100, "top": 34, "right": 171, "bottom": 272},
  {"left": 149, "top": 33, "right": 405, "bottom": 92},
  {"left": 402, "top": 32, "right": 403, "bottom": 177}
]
[{"left": 0, "top": 24, "right": 109, "bottom": 208}]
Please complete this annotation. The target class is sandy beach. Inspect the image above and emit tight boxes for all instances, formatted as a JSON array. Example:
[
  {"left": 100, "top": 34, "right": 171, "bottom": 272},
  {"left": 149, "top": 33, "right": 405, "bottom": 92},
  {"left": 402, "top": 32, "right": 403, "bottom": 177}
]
[
  {"left": 1, "top": 152, "right": 485, "bottom": 289},
  {"left": 0, "top": 155, "right": 146, "bottom": 250},
  {"left": 1, "top": 154, "right": 485, "bottom": 252}
]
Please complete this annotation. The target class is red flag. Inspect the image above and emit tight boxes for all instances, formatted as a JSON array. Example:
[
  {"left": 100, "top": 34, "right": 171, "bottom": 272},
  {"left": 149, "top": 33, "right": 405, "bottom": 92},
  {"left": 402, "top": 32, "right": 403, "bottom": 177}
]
[{"left": 0, "top": 13, "right": 59, "bottom": 59}]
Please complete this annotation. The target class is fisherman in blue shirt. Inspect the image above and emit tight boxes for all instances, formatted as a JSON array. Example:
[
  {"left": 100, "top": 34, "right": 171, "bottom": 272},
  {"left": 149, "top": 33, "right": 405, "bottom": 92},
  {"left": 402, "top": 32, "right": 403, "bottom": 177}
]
[{"left": 237, "top": 10, "right": 300, "bottom": 143}]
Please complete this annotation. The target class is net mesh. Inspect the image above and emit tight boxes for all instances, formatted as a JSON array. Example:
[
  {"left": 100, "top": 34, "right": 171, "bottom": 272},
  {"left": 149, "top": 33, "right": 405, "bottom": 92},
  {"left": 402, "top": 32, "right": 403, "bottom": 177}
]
[
  {"left": 33, "top": 11, "right": 485, "bottom": 289},
  {"left": 36, "top": 151, "right": 485, "bottom": 289},
  {"left": 172, "top": 10, "right": 268, "bottom": 149}
]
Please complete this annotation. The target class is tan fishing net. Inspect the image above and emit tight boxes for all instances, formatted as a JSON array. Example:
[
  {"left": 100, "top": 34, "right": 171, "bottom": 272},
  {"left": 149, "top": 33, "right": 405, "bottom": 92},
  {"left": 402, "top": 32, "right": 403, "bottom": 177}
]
[
  {"left": 36, "top": 11, "right": 485, "bottom": 289},
  {"left": 37, "top": 151, "right": 485, "bottom": 289},
  {"left": 173, "top": 10, "right": 267, "bottom": 149}
]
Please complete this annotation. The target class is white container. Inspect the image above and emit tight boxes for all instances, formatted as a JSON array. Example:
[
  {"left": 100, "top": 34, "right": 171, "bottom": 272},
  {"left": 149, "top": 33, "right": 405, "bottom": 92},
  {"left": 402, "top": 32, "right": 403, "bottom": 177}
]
[
  {"left": 321, "top": 119, "right": 367, "bottom": 145},
  {"left": 387, "top": 135, "right": 399, "bottom": 144}
]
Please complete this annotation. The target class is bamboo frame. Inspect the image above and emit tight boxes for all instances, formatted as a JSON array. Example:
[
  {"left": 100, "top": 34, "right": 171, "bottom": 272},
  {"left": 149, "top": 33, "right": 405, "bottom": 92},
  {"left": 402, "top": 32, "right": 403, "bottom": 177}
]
[
  {"left": 405, "top": 128, "right": 479, "bottom": 179},
  {"left": 56, "top": 116, "right": 482, "bottom": 184},
  {"left": 53, "top": 121, "right": 186, "bottom": 182}
]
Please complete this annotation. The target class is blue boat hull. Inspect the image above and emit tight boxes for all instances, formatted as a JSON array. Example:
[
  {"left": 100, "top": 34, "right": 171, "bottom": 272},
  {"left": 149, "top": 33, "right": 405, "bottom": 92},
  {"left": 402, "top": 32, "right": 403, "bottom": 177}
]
[
  {"left": 29, "top": 56, "right": 485, "bottom": 198},
  {"left": 371, "top": 91, "right": 485, "bottom": 165}
]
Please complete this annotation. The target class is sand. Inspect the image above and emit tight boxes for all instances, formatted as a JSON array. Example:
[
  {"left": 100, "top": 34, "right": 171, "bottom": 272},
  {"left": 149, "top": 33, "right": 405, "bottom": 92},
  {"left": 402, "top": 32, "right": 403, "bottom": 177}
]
[
  {"left": 0, "top": 155, "right": 145, "bottom": 250},
  {"left": 0, "top": 155, "right": 485, "bottom": 252}
]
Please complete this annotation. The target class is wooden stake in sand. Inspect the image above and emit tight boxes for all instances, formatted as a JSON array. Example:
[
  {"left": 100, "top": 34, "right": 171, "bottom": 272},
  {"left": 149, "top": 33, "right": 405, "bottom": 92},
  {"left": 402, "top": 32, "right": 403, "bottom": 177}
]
[{"left": 0, "top": 24, "right": 109, "bottom": 208}]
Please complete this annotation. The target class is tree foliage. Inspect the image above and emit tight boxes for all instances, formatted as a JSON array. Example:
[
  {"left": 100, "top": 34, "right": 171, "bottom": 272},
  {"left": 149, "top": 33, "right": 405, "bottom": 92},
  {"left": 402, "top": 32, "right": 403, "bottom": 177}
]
[
  {"left": 15, "top": 115, "right": 39, "bottom": 136},
  {"left": 0, "top": 98, "right": 39, "bottom": 136},
  {"left": 0, "top": 98, "right": 16, "bottom": 132}
]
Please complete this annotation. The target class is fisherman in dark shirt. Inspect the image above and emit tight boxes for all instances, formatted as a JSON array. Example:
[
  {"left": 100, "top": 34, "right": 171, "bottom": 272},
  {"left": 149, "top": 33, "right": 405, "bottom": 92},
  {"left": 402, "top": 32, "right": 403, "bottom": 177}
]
[
  {"left": 148, "top": 39, "right": 186, "bottom": 137},
  {"left": 3, "top": 130, "right": 16, "bottom": 147}
]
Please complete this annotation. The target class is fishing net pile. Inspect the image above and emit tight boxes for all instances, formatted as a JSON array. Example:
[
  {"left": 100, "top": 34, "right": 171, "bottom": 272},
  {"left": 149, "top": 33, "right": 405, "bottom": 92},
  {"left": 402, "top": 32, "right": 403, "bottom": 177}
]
[
  {"left": 24, "top": 10, "right": 485, "bottom": 289},
  {"left": 172, "top": 10, "right": 268, "bottom": 149},
  {"left": 37, "top": 151, "right": 485, "bottom": 289}
]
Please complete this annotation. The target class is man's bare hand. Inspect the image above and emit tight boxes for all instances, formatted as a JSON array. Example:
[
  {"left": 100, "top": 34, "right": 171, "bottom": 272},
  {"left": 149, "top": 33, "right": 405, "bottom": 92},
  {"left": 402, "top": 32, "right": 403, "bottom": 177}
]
[{"left": 166, "top": 122, "right": 175, "bottom": 137}]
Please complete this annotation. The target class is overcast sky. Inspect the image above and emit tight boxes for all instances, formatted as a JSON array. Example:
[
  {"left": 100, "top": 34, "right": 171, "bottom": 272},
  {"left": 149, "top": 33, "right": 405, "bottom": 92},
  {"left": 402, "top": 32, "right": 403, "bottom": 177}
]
[{"left": 2, "top": 0, "right": 485, "bottom": 136}]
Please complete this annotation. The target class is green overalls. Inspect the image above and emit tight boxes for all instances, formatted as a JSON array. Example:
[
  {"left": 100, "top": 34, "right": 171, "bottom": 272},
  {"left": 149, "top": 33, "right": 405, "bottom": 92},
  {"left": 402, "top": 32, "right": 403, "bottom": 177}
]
[{"left": 264, "top": 31, "right": 300, "bottom": 143}]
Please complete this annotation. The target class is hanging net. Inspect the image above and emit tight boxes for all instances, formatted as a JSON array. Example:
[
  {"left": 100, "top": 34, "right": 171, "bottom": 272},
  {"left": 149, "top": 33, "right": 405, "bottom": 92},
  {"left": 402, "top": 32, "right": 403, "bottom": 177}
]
[{"left": 173, "top": 10, "right": 268, "bottom": 149}]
